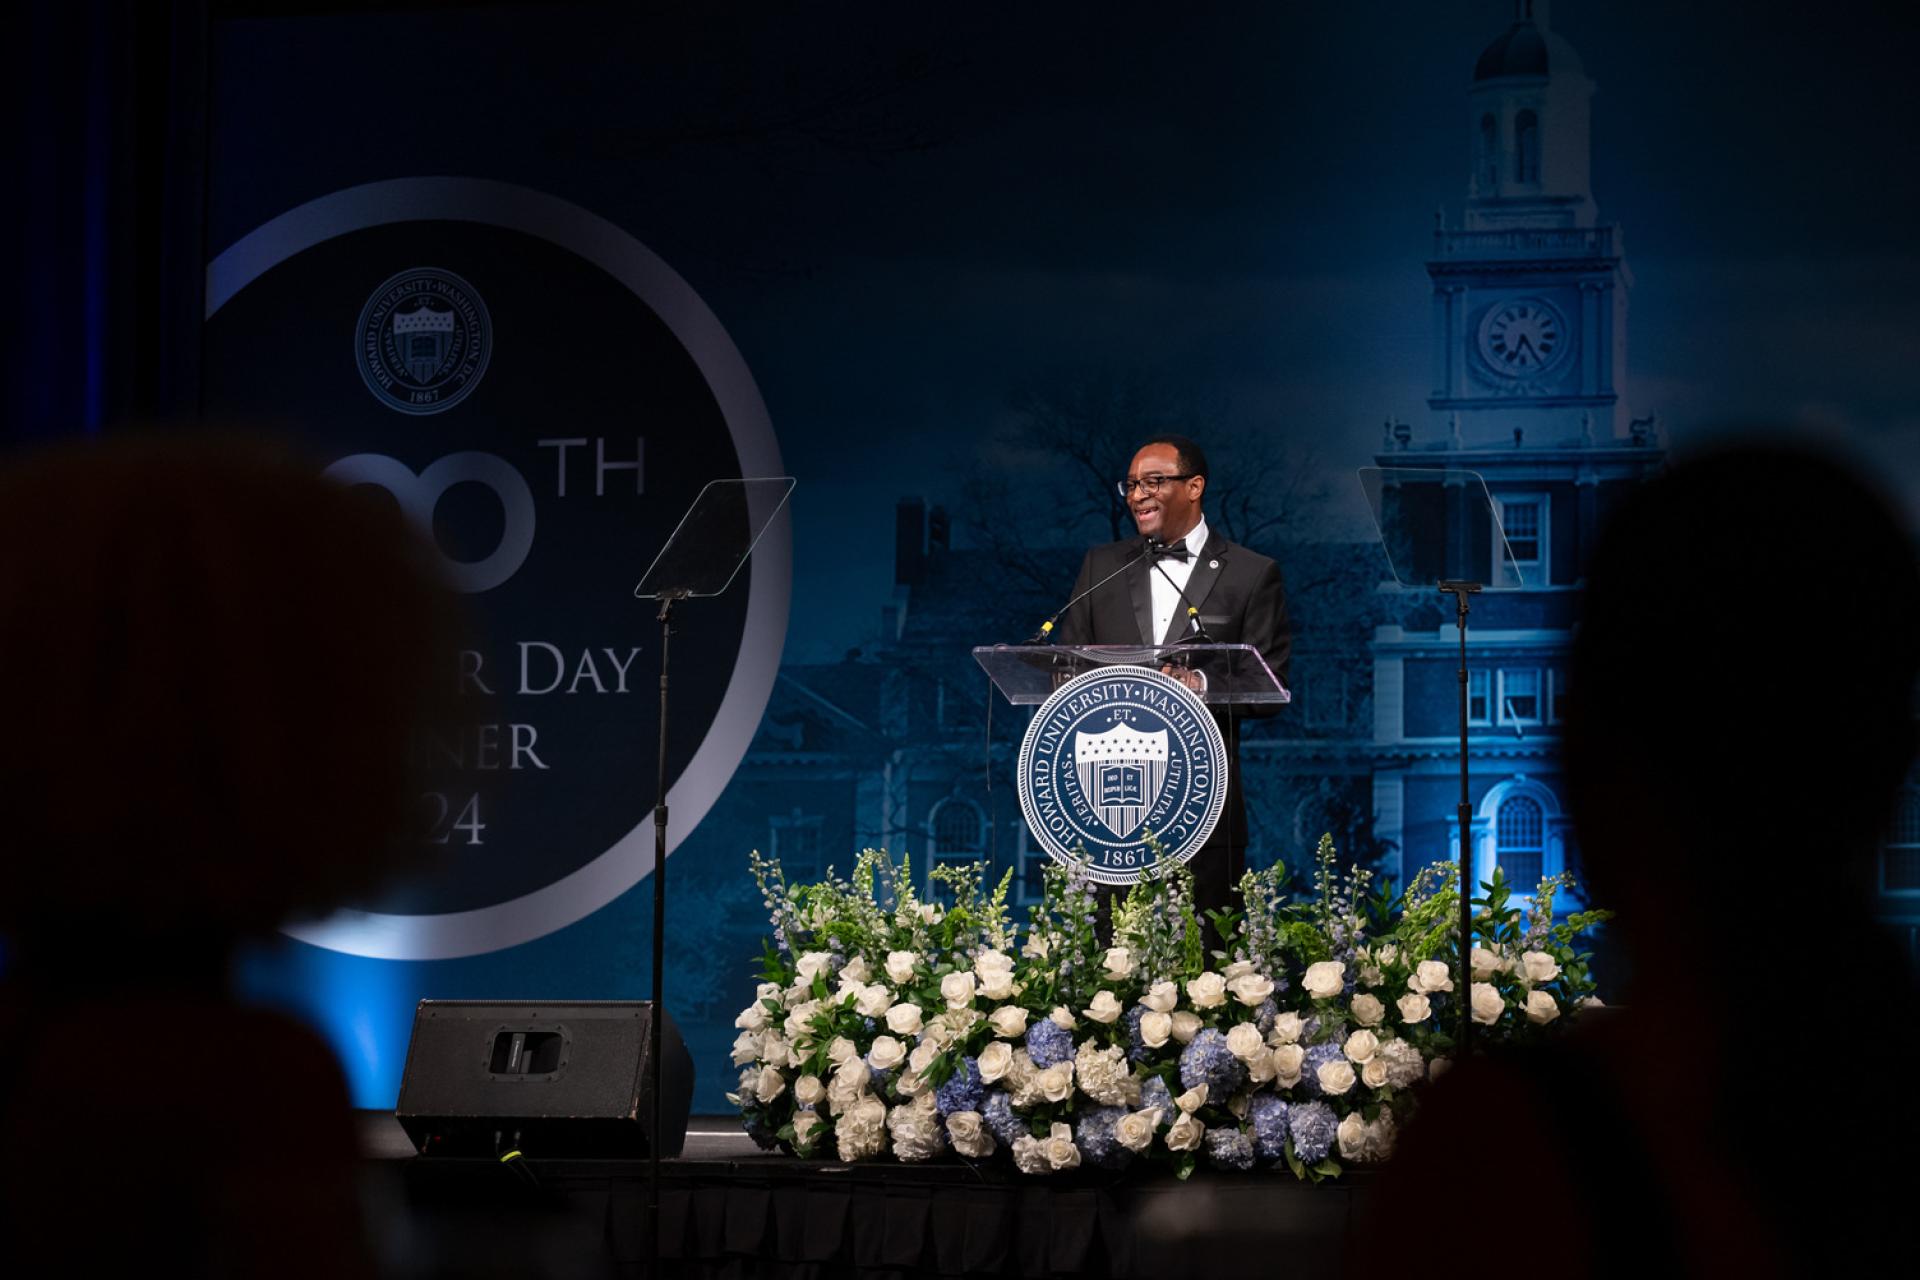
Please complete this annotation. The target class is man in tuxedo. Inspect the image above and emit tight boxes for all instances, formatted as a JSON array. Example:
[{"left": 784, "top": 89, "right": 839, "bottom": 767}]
[{"left": 1051, "top": 434, "right": 1291, "bottom": 925}]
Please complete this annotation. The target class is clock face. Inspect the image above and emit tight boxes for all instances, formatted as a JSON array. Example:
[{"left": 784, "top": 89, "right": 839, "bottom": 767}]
[{"left": 1477, "top": 298, "right": 1568, "bottom": 377}]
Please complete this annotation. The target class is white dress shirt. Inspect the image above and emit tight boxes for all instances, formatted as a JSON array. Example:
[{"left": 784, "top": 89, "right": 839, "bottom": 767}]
[{"left": 1148, "top": 514, "right": 1209, "bottom": 644}]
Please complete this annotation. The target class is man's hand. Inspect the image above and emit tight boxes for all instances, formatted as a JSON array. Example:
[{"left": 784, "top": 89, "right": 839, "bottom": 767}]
[{"left": 1160, "top": 663, "right": 1205, "bottom": 692}]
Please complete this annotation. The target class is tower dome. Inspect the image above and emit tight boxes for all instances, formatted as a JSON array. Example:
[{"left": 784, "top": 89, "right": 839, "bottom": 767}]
[{"left": 1474, "top": 1, "right": 1585, "bottom": 82}]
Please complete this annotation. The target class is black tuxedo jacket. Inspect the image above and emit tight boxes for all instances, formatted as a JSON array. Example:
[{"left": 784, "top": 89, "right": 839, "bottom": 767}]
[{"left": 1050, "top": 527, "right": 1291, "bottom": 914}]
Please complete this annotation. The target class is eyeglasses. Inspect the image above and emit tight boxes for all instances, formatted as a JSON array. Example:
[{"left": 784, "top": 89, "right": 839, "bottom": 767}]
[{"left": 1116, "top": 473, "right": 1195, "bottom": 498}]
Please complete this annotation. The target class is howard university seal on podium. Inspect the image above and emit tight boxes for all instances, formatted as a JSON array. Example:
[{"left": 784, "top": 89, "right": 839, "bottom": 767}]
[{"left": 1016, "top": 665, "right": 1227, "bottom": 884}]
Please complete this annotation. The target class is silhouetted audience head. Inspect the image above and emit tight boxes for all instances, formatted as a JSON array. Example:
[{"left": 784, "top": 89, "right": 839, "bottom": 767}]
[{"left": 0, "top": 434, "right": 459, "bottom": 977}]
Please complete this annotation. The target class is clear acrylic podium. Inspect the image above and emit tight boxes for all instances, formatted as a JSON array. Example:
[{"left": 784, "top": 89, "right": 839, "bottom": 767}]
[{"left": 971, "top": 643, "right": 1290, "bottom": 706}]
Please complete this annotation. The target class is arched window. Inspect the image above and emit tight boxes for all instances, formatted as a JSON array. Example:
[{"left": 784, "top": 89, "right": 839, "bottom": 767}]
[
  {"left": 1884, "top": 787, "right": 1920, "bottom": 892},
  {"left": 932, "top": 799, "right": 982, "bottom": 857},
  {"left": 1515, "top": 110, "right": 1540, "bottom": 184},
  {"left": 1496, "top": 794, "right": 1544, "bottom": 890},
  {"left": 1479, "top": 113, "right": 1499, "bottom": 189}
]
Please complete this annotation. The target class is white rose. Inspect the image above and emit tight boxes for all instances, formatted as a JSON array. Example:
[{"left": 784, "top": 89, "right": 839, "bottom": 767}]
[
  {"left": 755, "top": 1065, "right": 787, "bottom": 1104},
  {"left": 1470, "top": 945, "right": 1503, "bottom": 982},
  {"left": 1170, "top": 1011, "right": 1202, "bottom": 1043},
  {"left": 885, "top": 950, "right": 918, "bottom": 985},
  {"left": 783, "top": 999, "right": 824, "bottom": 1046},
  {"left": 946, "top": 1111, "right": 996, "bottom": 1158},
  {"left": 731, "top": 1030, "right": 761, "bottom": 1067},
  {"left": 1525, "top": 989, "right": 1560, "bottom": 1025},
  {"left": 1102, "top": 947, "right": 1136, "bottom": 981},
  {"left": 1470, "top": 982, "right": 1504, "bottom": 1025},
  {"left": 1165, "top": 1112, "right": 1205, "bottom": 1152},
  {"left": 866, "top": 1035, "right": 907, "bottom": 1071},
  {"left": 1410, "top": 959, "right": 1455, "bottom": 995},
  {"left": 979, "top": 973, "right": 1016, "bottom": 1002},
  {"left": 1084, "top": 990, "right": 1124, "bottom": 1024},
  {"left": 1397, "top": 992, "right": 1432, "bottom": 1024},
  {"left": 988, "top": 1005, "right": 1029, "bottom": 1039},
  {"left": 1361, "top": 1058, "right": 1390, "bottom": 1089},
  {"left": 1316, "top": 1059, "right": 1356, "bottom": 1096},
  {"left": 885, "top": 1003, "right": 923, "bottom": 1037},
  {"left": 1115, "top": 1108, "right": 1162, "bottom": 1153},
  {"left": 1350, "top": 993, "right": 1385, "bottom": 1028},
  {"left": 1043, "top": 1122, "right": 1081, "bottom": 1170},
  {"left": 1429, "top": 1056, "right": 1452, "bottom": 1082},
  {"left": 854, "top": 984, "right": 893, "bottom": 1018},
  {"left": 1223, "top": 960, "right": 1256, "bottom": 981},
  {"left": 1343, "top": 1029, "right": 1380, "bottom": 1064},
  {"left": 1303, "top": 961, "right": 1346, "bottom": 1000},
  {"left": 977, "top": 1039, "right": 1014, "bottom": 1084},
  {"left": 1175, "top": 1084, "right": 1209, "bottom": 1113},
  {"left": 756, "top": 981, "right": 782, "bottom": 1003},
  {"left": 827, "top": 1036, "right": 859, "bottom": 1067},
  {"left": 894, "top": 1068, "right": 927, "bottom": 1098},
  {"left": 828, "top": 1060, "right": 871, "bottom": 1108},
  {"left": 1227, "top": 972, "right": 1276, "bottom": 1007},
  {"left": 795, "top": 951, "right": 834, "bottom": 984},
  {"left": 1226, "top": 1023, "right": 1267, "bottom": 1062},
  {"left": 838, "top": 956, "right": 871, "bottom": 985},
  {"left": 1186, "top": 972, "right": 1228, "bottom": 1009},
  {"left": 1139, "top": 1011, "right": 1173, "bottom": 1048},
  {"left": 1035, "top": 1062, "right": 1075, "bottom": 1103},
  {"left": 836, "top": 1096, "right": 888, "bottom": 1161},
  {"left": 1337, "top": 1111, "right": 1368, "bottom": 1161},
  {"left": 764, "top": 1034, "right": 797, "bottom": 1070},
  {"left": 791, "top": 1110, "right": 824, "bottom": 1151},
  {"left": 794, "top": 1073, "right": 825, "bottom": 1107},
  {"left": 1246, "top": 1051, "right": 1277, "bottom": 1084},
  {"left": 939, "top": 971, "right": 977, "bottom": 1010},
  {"left": 1011, "top": 1135, "right": 1050, "bottom": 1175},
  {"left": 1578, "top": 995, "right": 1606, "bottom": 1011},
  {"left": 734, "top": 1002, "right": 771, "bottom": 1032},
  {"left": 1521, "top": 951, "right": 1561, "bottom": 985},
  {"left": 1004, "top": 1048, "right": 1036, "bottom": 1094},
  {"left": 1269, "top": 1012, "right": 1305, "bottom": 1045},
  {"left": 1270, "top": 1043, "right": 1305, "bottom": 1087},
  {"left": 1049, "top": 1006, "right": 1077, "bottom": 1031},
  {"left": 1139, "top": 981, "right": 1179, "bottom": 1014},
  {"left": 887, "top": 1094, "right": 946, "bottom": 1162},
  {"left": 975, "top": 950, "right": 1017, "bottom": 1000}
]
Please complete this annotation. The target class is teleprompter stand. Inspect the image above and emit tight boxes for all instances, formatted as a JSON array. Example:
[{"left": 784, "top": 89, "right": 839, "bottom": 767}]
[
  {"left": 632, "top": 476, "right": 794, "bottom": 1272},
  {"left": 1359, "top": 465, "right": 1530, "bottom": 1057}
]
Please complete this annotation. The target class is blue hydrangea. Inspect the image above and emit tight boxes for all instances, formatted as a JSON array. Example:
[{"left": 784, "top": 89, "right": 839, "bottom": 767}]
[
  {"left": 1025, "top": 1018, "right": 1074, "bottom": 1069},
  {"left": 935, "top": 1056, "right": 985, "bottom": 1117},
  {"left": 1139, "top": 1074, "right": 1174, "bottom": 1114},
  {"left": 1075, "top": 1105, "right": 1133, "bottom": 1170},
  {"left": 982, "top": 1089, "right": 1025, "bottom": 1147},
  {"left": 1288, "top": 1100, "right": 1338, "bottom": 1163},
  {"left": 867, "top": 1067, "right": 893, "bottom": 1097},
  {"left": 1178, "top": 1028, "right": 1248, "bottom": 1095},
  {"left": 1300, "top": 1042, "right": 1345, "bottom": 1097},
  {"left": 1124, "top": 1006, "right": 1154, "bottom": 1063},
  {"left": 742, "top": 1107, "right": 778, "bottom": 1151},
  {"left": 1205, "top": 1127, "right": 1256, "bottom": 1171},
  {"left": 1247, "top": 1094, "right": 1290, "bottom": 1160},
  {"left": 1251, "top": 998, "right": 1279, "bottom": 1037}
]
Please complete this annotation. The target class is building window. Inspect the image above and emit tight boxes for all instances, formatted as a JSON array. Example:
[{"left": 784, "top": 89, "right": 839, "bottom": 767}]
[
  {"left": 1467, "top": 669, "right": 1490, "bottom": 726},
  {"left": 1498, "top": 669, "right": 1542, "bottom": 726},
  {"left": 1496, "top": 794, "right": 1545, "bottom": 889},
  {"left": 1302, "top": 666, "right": 1348, "bottom": 728},
  {"left": 1884, "top": 788, "right": 1920, "bottom": 893},
  {"left": 1515, "top": 109, "right": 1540, "bottom": 183},
  {"left": 1478, "top": 113, "right": 1498, "bottom": 189},
  {"left": 1494, "top": 493, "right": 1549, "bottom": 586},
  {"left": 928, "top": 797, "right": 984, "bottom": 895},
  {"left": 1547, "top": 668, "right": 1565, "bottom": 724},
  {"left": 770, "top": 810, "right": 825, "bottom": 881}
]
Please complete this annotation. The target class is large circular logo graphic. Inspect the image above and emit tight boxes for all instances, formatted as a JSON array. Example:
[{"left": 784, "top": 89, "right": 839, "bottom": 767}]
[
  {"left": 1017, "top": 666, "right": 1228, "bottom": 884},
  {"left": 355, "top": 267, "right": 491, "bottom": 414},
  {"left": 204, "top": 178, "right": 788, "bottom": 961}
]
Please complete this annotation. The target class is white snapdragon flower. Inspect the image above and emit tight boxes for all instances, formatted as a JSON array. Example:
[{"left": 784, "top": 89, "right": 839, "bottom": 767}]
[
  {"left": 1187, "top": 971, "right": 1228, "bottom": 1009},
  {"left": 1470, "top": 982, "right": 1504, "bottom": 1025},
  {"left": 1022, "top": 932, "right": 1051, "bottom": 961},
  {"left": 1377, "top": 944, "right": 1399, "bottom": 965},
  {"left": 1397, "top": 992, "right": 1432, "bottom": 1024},
  {"left": 1303, "top": 961, "right": 1346, "bottom": 999},
  {"left": 1350, "top": 993, "right": 1385, "bottom": 1028},
  {"left": 1084, "top": 990, "right": 1124, "bottom": 1024},
  {"left": 1139, "top": 981, "right": 1179, "bottom": 1014},
  {"left": 1524, "top": 989, "right": 1560, "bottom": 1025}
]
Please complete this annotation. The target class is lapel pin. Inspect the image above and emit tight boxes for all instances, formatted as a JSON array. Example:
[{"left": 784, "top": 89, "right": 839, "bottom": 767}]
[{"left": 1209, "top": 559, "right": 1219, "bottom": 569}]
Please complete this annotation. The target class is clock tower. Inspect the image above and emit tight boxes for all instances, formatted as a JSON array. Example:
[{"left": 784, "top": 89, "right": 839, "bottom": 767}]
[{"left": 1428, "top": 0, "right": 1630, "bottom": 443}]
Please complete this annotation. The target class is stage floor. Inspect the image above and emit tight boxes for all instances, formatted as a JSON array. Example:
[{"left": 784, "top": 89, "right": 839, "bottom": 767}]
[{"left": 355, "top": 1111, "right": 1369, "bottom": 1278}]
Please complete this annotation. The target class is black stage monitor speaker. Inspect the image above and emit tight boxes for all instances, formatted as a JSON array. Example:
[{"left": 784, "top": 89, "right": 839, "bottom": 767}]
[{"left": 396, "top": 1000, "right": 694, "bottom": 1158}]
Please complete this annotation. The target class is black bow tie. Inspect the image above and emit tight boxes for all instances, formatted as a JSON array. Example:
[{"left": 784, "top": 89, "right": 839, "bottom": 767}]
[{"left": 1151, "top": 539, "right": 1191, "bottom": 562}]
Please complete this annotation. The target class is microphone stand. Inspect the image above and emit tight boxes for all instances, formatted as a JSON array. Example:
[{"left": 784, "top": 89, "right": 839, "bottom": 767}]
[
  {"left": 1026, "top": 542, "right": 1151, "bottom": 643},
  {"left": 1439, "top": 579, "right": 1482, "bottom": 1059}
]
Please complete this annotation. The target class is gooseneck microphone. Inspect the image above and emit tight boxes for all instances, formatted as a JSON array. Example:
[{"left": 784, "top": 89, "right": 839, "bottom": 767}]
[
  {"left": 1147, "top": 536, "right": 1216, "bottom": 644},
  {"left": 1027, "top": 541, "right": 1151, "bottom": 643}
]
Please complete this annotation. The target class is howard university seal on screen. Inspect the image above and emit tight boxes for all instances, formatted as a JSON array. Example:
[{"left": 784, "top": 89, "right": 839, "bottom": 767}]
[
  {"left": 1017, "top": 666, "right": 1228, "bottom": 884},
  {"left": 356, "top": 267, "right": 492, "bottom": 414}
]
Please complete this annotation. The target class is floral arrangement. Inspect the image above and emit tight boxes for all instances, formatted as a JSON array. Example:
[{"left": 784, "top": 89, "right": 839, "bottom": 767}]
[{"left": 728, "top": 837, "right": 1609, "bottom": 1179}]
